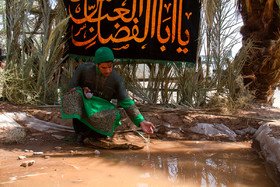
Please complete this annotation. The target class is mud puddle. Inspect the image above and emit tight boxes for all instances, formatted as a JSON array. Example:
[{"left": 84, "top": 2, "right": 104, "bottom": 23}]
[{"left": 0, "top": 140, "right": 276, "bottom": 187}]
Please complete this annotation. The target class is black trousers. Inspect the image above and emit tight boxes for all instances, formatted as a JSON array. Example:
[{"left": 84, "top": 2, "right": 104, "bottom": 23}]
[{"left": 72, "top": 118, "right": 107, "bottom": 139}]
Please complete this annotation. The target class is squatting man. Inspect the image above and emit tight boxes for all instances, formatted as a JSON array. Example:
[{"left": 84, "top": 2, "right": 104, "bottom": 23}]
[{"left": 61, "top": 47, "right": 155, "bottom": 146}]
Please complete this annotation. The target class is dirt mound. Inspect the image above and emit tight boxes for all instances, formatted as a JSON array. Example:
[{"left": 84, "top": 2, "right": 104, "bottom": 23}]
[{"left": 1, "top": 101, "right": 280, "bottom": 144}]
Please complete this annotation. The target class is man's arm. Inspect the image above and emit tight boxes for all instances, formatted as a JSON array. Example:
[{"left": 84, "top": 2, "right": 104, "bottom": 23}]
[
  {"left": 119, "top": 99, "right": 155, "bottom": 134},
  {"left": 68, "top": 65, "right": 83, "bottom": 90},
  {"left": 115, "top": 74, "right": 155, "bottom": 134}
]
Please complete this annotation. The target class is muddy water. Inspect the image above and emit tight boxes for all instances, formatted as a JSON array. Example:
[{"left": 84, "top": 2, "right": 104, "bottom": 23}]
[{"left": 0, "top": 140, "right": 276, "bottom": 187}]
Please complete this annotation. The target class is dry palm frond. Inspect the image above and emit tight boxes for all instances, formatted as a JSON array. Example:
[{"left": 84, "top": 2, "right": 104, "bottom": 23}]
[
  {"left": 174, "top": 64, "right": 207, "bottom": 107},
  {"left": 3, "top": 127, "right": 26, "bottom": 144},
  {"left": 276, "top": 0, "right": 280, "bottom": 8},
  {"left": 225, "top": 39, "right": 254, "bottom": 97},
  {"left": 202, "top": 0, "right": 219, "bottom": 26},
  {"left": 2, "top": 67, "right": 42, "bottom": 105},
  {"left": 37, "top": 16, "right": 69, "bottom": 86},
  {"left": 4, "top": 0, "right": 68, "bottom": 105},
  {"left": 116, "top": 63, "right": 178, "bottom": 104},
  {"left": 206, "top": 40, "right": 255, "bottom": 111},
  {"left": 116, "top": 63, "right": 153, "bottom": 104},
  {"left": 206, "top": 41, "right": 255, "bottom": 112},
  {"left": 245, "top": 0, "right": 252, "bottom": 14},
  {"left": 259, "top": 34, "right": 280, "bottom": 85}
]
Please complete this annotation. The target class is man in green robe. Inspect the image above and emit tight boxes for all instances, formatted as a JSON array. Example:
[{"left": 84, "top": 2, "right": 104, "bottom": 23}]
[{"left": 61, "top": 47, "right": 155, "bottom": 147}]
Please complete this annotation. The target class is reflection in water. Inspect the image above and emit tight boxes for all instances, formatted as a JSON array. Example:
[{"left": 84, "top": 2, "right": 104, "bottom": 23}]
[
  {"left": 0, "top": 141, "right": 277, "bottom": 187},
  {"left": 147, "top": 152, "right": 265, "bottom": 186},
  {"left": 115, "top": 141, "right": 276, "bottom": 187},
  {"left": 167, "top": 157, "right": 178, "bottom": 182}
]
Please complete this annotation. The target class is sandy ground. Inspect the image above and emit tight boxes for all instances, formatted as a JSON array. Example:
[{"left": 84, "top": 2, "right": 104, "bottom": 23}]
[{"left": 1, "top": 101, "right": 280, "bottom": 186}]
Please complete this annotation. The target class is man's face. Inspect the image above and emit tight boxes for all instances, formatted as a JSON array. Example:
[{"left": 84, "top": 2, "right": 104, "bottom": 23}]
[{"left": 97, "top": 62, "right": 113, "bottom": 77}]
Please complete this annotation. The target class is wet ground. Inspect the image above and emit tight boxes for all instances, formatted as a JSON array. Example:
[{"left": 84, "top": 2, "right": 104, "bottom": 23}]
[
  {"left": 0, "top": 139, "right": 276, "bottom": 187},
  {"left": 1, "top": 102, "right": 280, "bottom": 186}
]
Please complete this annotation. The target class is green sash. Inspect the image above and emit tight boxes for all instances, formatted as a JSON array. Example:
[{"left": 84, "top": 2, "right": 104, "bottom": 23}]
[{"left": 61, "top": 88, "right": 121, "bottom": 136}]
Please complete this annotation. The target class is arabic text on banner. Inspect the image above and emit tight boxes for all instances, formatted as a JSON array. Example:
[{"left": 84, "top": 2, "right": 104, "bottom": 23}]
[{"left": 64, "top": 0, "right": 201, "bottom": 63}]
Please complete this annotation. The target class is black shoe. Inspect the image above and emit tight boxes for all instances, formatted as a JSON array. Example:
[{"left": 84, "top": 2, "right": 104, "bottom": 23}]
[
  {"left": 0, "top": 97, "right": 8, "bottom": 101},
  {"left": 76, "top": 133, "right": 85, "bottom": 146}
]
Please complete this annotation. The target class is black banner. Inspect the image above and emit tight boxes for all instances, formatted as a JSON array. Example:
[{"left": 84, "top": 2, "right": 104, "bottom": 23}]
[{"left": 64, "top": 0, "right": 201, "bottom": 63}]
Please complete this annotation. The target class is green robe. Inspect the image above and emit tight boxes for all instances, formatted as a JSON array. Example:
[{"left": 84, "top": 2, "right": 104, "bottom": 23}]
[{"left": 61, "top": 63, "right": 145, "bottom": 136}]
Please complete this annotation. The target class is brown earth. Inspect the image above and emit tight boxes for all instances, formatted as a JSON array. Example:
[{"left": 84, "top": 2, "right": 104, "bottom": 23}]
[
  {"left": 1, "top": 101, "right": 280, "bottom": 186},
  {"left": 1, "top": 101, "right": 280, "bottom": 151}
]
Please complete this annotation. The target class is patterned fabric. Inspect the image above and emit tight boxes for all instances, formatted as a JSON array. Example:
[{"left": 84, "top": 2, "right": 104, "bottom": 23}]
[
  {"left": 84, "top": 109, "right": 119, "bottom": 134},
  {"left": 125, "top": 104, "right": 141, "bottom": 121},
  {"left": 61, "top": 89, "right": 121, "bottom": 136},
  {"left": 120, "top": 99, "right": 145, "bottom": 127},
  {"left": 61, "top": 89, "right": 84, "bottom": 117}
]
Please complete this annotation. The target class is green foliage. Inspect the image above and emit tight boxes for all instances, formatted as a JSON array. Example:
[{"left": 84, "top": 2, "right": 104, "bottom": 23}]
[{"left": 4, "top": 0, "right": 68, "bottom": 105}]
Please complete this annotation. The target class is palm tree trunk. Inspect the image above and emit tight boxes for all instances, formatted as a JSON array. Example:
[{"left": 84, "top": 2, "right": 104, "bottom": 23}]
[{"left": 237, "top": 0, "right": 280, "bottom": 104}]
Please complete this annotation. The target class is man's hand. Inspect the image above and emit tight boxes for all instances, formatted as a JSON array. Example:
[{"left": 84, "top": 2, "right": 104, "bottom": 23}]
[
  {"left": 83, "top": 87, "right": 91, "bottom": 96},
  {"left": 0, "top": 62, "right": 5, "bottom": 69},
  {"left": 140, "top": 121, "right": 155, "bottom": 135}
]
